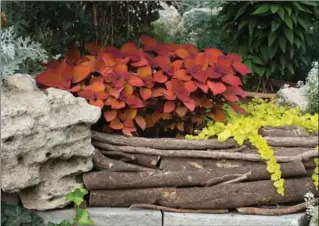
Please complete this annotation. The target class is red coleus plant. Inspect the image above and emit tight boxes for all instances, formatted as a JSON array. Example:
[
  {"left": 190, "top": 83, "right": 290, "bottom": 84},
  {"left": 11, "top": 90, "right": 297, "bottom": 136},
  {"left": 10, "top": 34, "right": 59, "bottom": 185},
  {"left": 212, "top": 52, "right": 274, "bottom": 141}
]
[{"left": 35, "top": 36, "right": 251, "bottom": 136}]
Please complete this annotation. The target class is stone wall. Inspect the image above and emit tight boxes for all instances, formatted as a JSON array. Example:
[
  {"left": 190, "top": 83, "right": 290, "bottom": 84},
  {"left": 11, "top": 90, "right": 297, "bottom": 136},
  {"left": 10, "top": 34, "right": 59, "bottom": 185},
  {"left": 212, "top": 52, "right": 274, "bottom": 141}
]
[{"left": 1, "top": 74, "right": 101, "bottom": 210}]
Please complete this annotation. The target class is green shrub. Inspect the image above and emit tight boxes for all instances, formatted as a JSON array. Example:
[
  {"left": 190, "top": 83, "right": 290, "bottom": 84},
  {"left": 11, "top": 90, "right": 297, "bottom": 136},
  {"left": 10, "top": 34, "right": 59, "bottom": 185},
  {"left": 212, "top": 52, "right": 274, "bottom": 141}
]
[
  {"left": 219, "top": 1, "right": 319, "bottom": 83},
  {"left": 2, "top": 1, "right": 162, "bottom": 55}
]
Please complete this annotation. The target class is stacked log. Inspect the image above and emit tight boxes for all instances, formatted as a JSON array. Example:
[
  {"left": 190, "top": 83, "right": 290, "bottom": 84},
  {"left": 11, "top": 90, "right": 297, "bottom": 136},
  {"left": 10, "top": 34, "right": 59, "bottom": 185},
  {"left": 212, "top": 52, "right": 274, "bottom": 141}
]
[{"left": 84, "top": 126, "right": 319, "bottom": 214}]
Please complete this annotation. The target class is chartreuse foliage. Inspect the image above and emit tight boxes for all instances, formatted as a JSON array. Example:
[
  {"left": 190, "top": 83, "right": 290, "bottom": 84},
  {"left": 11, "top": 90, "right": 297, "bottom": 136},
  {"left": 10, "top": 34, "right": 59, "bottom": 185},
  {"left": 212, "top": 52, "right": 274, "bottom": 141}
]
[
  {"left": 219, "top": 1, "right": 319, "bottom": 81},
  {"left": 186, "top": 98, "right": 319, "bottom": 195},
  {"left": 35, "top": 36, "right": 251, "bottom": 136}
]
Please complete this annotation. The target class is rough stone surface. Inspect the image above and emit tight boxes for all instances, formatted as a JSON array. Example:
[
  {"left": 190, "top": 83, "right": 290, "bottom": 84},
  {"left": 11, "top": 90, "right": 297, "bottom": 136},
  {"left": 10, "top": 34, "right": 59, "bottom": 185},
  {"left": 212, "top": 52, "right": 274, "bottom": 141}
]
[
  {"left": 152, "top": 2, "right": 181, "bottom": 36},
  {"left": 310, "top": 206, "right": 319, "bottom": 226},
  {"left": 164, "top": 212, "right": 304, "bottom": 226},
  {"left": 36, "top": 208, "right": 305, "bottom": 226},
  {"left": 36, "top": 208, "right": 162, "bottom": 226},
  {"left": 1, "top": 74, "right": 101, "bottom": 210},
  {"left": 276, "top": 85, "right": 309, "bottom": 112}
]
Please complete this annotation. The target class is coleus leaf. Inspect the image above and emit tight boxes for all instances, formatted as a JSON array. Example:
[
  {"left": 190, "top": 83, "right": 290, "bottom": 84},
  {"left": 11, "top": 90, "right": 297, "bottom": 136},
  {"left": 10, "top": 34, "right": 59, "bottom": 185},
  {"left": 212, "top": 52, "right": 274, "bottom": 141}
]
[
  {"left": 111, "top": 99, "right": 126, "bottom": 109},
  {"left": 173, "top": 69, "right": 192, "bottom": 81},
  {"left": 153, "top": 71, "right": 168, "bottom": 83},
  {"left": 175, "top": 48, "right": 190, "bottom": 59},
  {"left": 77, "top": 90, "right": 95, "bottom": 100},
  {"left": 109, "top": 117, "right": 124, "bottom": 130},
  {"left": 204, "top": 67, "right": 222, "bottom": 79},
  {"left": 193, "top": 70, "right": 208, "bottom": 83},
  {"left": 175, "top": 106, "right": 188, "bottom": 117},
  {"left": 89, "top": 99, "right": 104, "bottom": 108},
  {"left": 104, "top": 110, "right": 117, "bottom": 122},
  {"left": 232, "top": 62, "right": 252, "bottom": 76},
  {"left": 164, "top": 101, "right": 175, "bottom": 113},
  {"left": 135, "top": 115, "right": 146, "bottom": 130},
  {"left": 72, "top": 59, "right": 95, "bottom": 83},
  {"left": 140, "top": 88, "right": 152, "bottom": 100},
  {"left": 140, "top": 35, "right": 158, "bottom": 50},
  {"left": 207, "top": 81, "right": 227, "bottom": 95},
  {"left": 122, "top": 126, "right": 136, "bottom": 136},
  {"left": 228, "top": 102, "right": 247, "bottom": 114},
  {"left": 221, "top": 74, "right": 242, "bottom": 86},
  {"left": 214, "top": 110, "right": 226, "bottom": 122},
  {"left": 184, "top": 80, "right": 198, "bottom": 93},
  {"left": 123, "top": 108, "right": 137, "bottom": 120},
  {"left": 137, "top": 66, "right": 152, "bottom": 78},
  {"left": 127, "top": 76, "right": 144, "bottom": 87},
  {"left": 222, "top": 92, "right": 239, "bottom": 102}
]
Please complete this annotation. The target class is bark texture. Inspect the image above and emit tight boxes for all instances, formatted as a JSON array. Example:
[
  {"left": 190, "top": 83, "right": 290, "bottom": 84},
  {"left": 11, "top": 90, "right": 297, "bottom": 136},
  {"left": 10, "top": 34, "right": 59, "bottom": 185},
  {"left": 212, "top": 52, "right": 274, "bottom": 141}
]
[
  {"left": 89, "top": 178, "right": 318, "bottom": 209},
  {"left": 83, "top": 161, "right": 306, "bottom": 190}
]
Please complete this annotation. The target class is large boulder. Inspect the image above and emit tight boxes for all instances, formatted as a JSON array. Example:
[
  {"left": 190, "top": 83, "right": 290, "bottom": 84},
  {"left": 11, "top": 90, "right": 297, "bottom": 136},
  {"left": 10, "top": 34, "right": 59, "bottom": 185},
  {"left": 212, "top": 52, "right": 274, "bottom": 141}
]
[
  {"left": 152, "top": 2, "right": 181, "bottom": 36},
  {"left": 276, "top": 85, "right": 309, "bottom": 112},
  {"left": 1, "top": 74, "right": 101, "bottom": 210}
]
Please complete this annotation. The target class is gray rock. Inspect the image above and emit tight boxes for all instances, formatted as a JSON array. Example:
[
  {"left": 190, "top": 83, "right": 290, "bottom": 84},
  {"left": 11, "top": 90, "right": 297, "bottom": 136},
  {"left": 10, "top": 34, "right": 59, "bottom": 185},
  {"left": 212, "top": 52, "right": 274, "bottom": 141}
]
[
  {"left": 1, "top": 74, "right": 101, "bottom": 210},
  {"left": 152, "top": 2, "right": 181, "bottom": 36},
  {"left": 164, "top": 212, "right": 304, "bottom": 226},
  {"left": 276, "top": 85, "right": 309, "bottom": 112},
  {"left": 310, "top": 206, "right": 319, "bottom": 226},
  {"left": 36, "top": 208, "right": 162, "bottom": 226}
]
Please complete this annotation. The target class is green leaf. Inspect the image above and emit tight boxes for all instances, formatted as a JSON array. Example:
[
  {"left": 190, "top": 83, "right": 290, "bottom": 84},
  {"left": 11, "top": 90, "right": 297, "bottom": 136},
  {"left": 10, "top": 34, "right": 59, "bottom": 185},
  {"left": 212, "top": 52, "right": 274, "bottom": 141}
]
[
  {"left": 268, "top": 43, "right": 278, "bottom": 59},
  {"left": 294, "top": 29, "right": 304, "bottom": 41},
  {"left": 294, "top": 37, "right": 301, "bottom": 49},
  {"left": 2, "top": 204, "right": 32, "bottom": 226},
  {"left": 289, "top": 47, "right": 294, "bottom": 59},
  {"left": 284, "top": 6, "right": 292, "bottom": 15},
  {"left": 283, "top": 26, "right": 293, "bottom": 45},
  {"left": 278, "top": 36, "right": 287, "bottom": 53},
  {"left": 271, "top": 20, "right": 281, "bottom": 32},
  {"left": 298, "top": 18, "right": 310, "bottom": 30},
  {"left": 290, "top": 13, "right": 297, "bottom": 25},
  {"left": 280, "top": 55, "right": 286, "bottom": 69},
  {"left": 252, "top": 4, "right": 270, "bottom": 15},
  {"left": 270, "top": 5, "right": 279, "bottom": 14},
  {"left": 74, "top": 208, "right": 95, "bottom": 225},
  {"left": 252, "top": 56, "right": 264, "bottom": 65},
  {"left": 234, "top": 2, "right": 250, "bottom": 19},
  {"left": 278, "top": 8, "right": 285, "bottom": 21},
  {"left": 249, "top": 18, "right": 257, "bottom": 37},
  {"left": 260, "top": 45, "right": 269, "bottom": 62},
  {"left": 268, "top": 32, "right": 276, "bottom": 47},
  {"left": 254, "top": 66, "right": 266, "bottom": 77},
  {"left": 284, "top": 15, "right": 293, "bottom": 29},
  {"left": 293, "top": 2, "right": 313, "bottom": 13},
  {"left": 66, "top": 188, "right": 88, "bottom": 207},
  {"left": 270, "top": 62, "right": 277, "bottom": 73},
  {"left": 287, "top": 63, "right": 294, "bottom": 74},
  {"left": 238, "top": 20, "right": 249, "bottom": 31},
  {"left": 238, "top": 43, "right": 249, "bottom": 56}
]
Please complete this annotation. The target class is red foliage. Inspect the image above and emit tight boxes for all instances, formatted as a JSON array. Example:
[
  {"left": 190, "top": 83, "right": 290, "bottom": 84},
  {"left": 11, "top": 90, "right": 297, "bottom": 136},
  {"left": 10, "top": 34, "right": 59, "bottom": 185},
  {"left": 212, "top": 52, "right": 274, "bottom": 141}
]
[{"left": 35, "top": 35, "right": 251, "bottom": 136}]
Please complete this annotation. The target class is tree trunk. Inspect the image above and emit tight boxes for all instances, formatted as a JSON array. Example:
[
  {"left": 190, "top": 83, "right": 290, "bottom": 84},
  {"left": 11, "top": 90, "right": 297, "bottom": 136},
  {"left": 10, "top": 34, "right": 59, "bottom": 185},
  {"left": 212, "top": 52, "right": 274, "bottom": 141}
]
[
  {"left": 89, "top": 178, "right": 318, "bottom": 209},
  {"left": 93, "top": 149, "right": 155, "bottom": 172},
  {"left": 83, "top": 161, "right": 306, "bottom": 190},
  {"left": 92, "top": 131, "right": 239, "bottom": 150},
  {"left": 92, "top": 142, "right": 317, "bottom": 162}
]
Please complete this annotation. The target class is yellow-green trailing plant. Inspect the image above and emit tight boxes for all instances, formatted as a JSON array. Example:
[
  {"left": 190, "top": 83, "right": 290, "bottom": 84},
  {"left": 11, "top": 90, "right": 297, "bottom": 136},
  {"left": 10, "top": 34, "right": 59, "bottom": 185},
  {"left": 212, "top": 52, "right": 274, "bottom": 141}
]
[{"left": 186, "top": 98, "right": 318, "bottom": 195}]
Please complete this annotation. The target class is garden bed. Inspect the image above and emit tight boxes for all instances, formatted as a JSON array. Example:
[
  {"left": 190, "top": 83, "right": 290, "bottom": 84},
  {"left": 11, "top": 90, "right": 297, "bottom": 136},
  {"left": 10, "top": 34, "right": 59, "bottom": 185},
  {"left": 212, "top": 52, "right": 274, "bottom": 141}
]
[{"left": 83, "top": 127, "right": 318, "bottom": 214}]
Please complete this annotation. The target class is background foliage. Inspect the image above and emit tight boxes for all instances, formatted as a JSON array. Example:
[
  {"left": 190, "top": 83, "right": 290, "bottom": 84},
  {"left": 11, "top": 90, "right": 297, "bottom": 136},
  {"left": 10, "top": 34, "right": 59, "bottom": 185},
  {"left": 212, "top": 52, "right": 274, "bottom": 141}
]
[
  {"left": 2, "top": 1, "right": 162, "bottom": 56},
  {"left": 219, "top": 1, "right": 319, "bottom": 91}
]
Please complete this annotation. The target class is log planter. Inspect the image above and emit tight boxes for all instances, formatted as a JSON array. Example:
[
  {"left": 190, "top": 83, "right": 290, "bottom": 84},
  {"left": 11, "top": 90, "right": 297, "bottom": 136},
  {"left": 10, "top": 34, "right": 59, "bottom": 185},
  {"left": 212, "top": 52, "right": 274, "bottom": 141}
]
[{"left": 84, "top": 126, "right": 319, "bottom": 215}]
